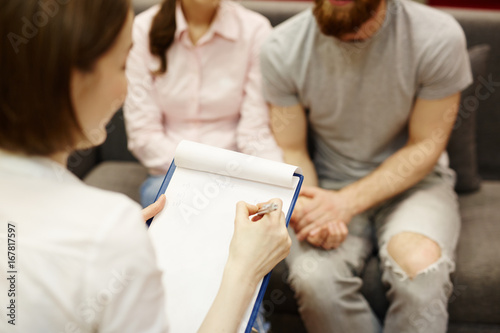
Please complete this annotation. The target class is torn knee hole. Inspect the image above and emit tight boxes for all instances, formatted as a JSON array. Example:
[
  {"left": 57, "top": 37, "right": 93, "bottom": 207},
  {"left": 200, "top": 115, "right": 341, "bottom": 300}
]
[{"left": 386, "top": 232, "right": 442, "bottom": 279}]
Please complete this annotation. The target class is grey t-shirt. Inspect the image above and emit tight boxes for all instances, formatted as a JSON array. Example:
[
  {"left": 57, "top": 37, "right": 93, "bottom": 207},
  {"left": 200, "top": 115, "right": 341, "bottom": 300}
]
[{"left": 261, "top": 0, "right": 472, "bottom": 182}]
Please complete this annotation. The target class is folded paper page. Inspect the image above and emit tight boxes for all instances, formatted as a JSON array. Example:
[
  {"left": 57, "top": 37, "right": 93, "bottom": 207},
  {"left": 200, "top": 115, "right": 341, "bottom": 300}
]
[
  {"left": 174, "top": 140, "right": 301, "bottom": 188},
  {"left": 148, "top": 140, "right": 303, "bottom": 333}
]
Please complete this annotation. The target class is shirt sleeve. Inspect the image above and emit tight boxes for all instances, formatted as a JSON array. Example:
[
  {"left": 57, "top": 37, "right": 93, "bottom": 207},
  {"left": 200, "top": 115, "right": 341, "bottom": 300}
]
[
  {"left": 89, "top": 201, "right": 168, "bottom": 333},
  {"left": 417, "top": 17, "right": 473, "bottom": 100},
  {"left": 260, "top": 31, "right": 300, "bottom": 107},
  {"left": 237, "top": 18, "right": 284, "bottom": 162},
  {"left": 124, "top": 14, "right": 178, "bottom": 175}
]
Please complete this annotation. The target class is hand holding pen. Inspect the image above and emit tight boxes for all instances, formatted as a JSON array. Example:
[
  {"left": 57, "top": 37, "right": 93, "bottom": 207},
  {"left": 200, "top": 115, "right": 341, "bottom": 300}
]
[
  {"left": 228, "top": 199, "right": 291, "bottom": 282},
  {"left": 251, "top": 202, "right": 279, "bottom": 221}
]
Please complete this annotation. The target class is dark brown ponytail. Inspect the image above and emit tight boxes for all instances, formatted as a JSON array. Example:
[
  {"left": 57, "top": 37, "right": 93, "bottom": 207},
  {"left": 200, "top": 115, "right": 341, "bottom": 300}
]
[{"left": 149, "top": 0, "right": 177, "bottom": 75}]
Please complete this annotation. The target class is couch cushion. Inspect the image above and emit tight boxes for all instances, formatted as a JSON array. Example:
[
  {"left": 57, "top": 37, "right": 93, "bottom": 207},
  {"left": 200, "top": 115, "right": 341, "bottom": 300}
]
[
  {"left": 447, "top": 44, "right": 490, "bottom": 193},
  {"left": 448, "top": 180, "right": 500, "bottom": 325},
  {"left": 83, "top": 161, "right": 148, "bottom": 203}
]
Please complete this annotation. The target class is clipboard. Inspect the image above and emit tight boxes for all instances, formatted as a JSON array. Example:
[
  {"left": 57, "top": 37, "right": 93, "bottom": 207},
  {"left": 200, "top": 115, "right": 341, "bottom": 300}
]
[{"left": 148, "top": 140, "right": 303, "bottom": 332}]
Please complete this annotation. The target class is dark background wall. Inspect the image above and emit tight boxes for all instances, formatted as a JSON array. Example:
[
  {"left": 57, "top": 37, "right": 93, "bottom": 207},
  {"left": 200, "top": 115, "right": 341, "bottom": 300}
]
[{"left": 429, "top": 0, "right": 500, "bottom": 10}]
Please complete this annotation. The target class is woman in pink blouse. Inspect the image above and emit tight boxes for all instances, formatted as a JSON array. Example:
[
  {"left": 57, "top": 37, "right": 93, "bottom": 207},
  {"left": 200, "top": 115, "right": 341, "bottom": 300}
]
[{"left": 124, "top": 0, "right": 283, "bottom": 210}]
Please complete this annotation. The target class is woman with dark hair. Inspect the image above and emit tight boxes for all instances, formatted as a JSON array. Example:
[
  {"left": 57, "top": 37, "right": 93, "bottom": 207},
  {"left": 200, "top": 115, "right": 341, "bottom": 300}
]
[
  {"left": 124, "top": 0, "right": 282, "bottom": 211},
  {"left": 0, "top": 1, "right": 290, "bottom": 332}
]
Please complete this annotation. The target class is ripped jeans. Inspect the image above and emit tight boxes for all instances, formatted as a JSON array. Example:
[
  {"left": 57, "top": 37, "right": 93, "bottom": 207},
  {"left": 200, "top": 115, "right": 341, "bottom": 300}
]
[{"left": 286, "top": 169, "right": 460, "bottom": 333}]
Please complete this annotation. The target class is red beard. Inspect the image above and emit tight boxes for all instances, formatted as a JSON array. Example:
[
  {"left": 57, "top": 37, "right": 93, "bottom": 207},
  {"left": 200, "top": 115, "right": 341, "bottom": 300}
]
[{"left": 313, "top": 0, "right": 383, "bottom": 38}]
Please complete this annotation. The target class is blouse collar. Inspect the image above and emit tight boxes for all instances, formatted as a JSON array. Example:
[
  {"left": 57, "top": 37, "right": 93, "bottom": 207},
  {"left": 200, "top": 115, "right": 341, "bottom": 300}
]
[{"left": 175, "top": 0, "right": 239, "bottom": 44}]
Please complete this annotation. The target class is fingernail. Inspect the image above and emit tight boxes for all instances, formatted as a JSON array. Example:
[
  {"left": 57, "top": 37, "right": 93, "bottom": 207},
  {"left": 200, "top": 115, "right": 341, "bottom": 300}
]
[{"left": 310, "top": 228, "right": 318, "bottom": 236}]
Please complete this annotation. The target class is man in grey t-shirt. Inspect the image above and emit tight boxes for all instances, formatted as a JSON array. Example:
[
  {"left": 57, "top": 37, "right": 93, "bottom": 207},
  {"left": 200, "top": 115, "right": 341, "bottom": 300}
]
[{"left": 261, "top": 0, "right": 472, "bottom": 332}]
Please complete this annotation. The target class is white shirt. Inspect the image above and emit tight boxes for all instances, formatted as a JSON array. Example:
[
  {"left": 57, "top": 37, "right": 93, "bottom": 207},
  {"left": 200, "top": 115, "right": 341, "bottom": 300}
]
[{"left": 0, "top": 151, "right": 167, "bottom": 332}]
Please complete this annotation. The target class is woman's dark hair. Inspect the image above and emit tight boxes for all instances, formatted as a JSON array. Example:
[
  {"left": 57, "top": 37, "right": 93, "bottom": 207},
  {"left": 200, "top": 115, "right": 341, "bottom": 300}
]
[
  {"left": 149, "top": 0, "right": 177, "bottom": 75},
  {"left": 0, "top": 0, "right": 131, "bottom": 156}
]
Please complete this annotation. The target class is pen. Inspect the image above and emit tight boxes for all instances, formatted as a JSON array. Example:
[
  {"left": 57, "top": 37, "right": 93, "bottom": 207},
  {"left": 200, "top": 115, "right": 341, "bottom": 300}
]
[{"left": 255, "top": 203, "right": 279, "bottom": 216}]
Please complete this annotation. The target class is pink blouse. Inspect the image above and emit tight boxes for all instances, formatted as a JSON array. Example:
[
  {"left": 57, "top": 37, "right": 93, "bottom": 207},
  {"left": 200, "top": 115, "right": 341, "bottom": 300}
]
[{"left": 124, "top": 1, "right": 283, "bottom": 175}]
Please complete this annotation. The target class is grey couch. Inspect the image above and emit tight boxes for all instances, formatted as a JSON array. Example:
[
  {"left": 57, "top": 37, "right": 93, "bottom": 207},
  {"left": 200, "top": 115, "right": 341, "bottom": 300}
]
[{"left": 69, "top": 1, "right": 500, "bottom": 332}]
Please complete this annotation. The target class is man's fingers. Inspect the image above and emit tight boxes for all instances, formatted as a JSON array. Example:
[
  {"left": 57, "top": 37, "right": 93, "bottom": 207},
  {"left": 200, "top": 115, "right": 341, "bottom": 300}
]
[
  {"left": 306, "top": 227, "right": 328, "bottom": 247},
  {"left": 322, "top": 241, "right": 341, "bottom": 250},
  {"left": 290, "top": 199, "right": 306, "bottom": 227},
  {"left": 322, "top": 222, "right": 349, "bottom": 250},
  {"left": 297, "top": 209, "right": 333, "bottom": 235},
  {"left": 289, "top": 214, "right": 299, "bottom": 228},
  {"left": 300, "top": 196, "right": 320, "bottom": 216},
  {"left": 329, "top": 222, "right": 341, "bottom": 243},
  {"left": 338, "top": 222, "right": 349, "bottom": 243},
  {"left": 318, "top": 223, "right": 339, "bottom": 249},
  {"left": 296, "top": 208, "right": 324, "bottom": 231},
  {"left": 142, "top": 194, "right": 167, "bottom": 222},
  {"left": 296, "top": 221, "right": 322, "bottom": 241},
  {"left": 299, "top": 186, "right": 320, "bottom": 198}
]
